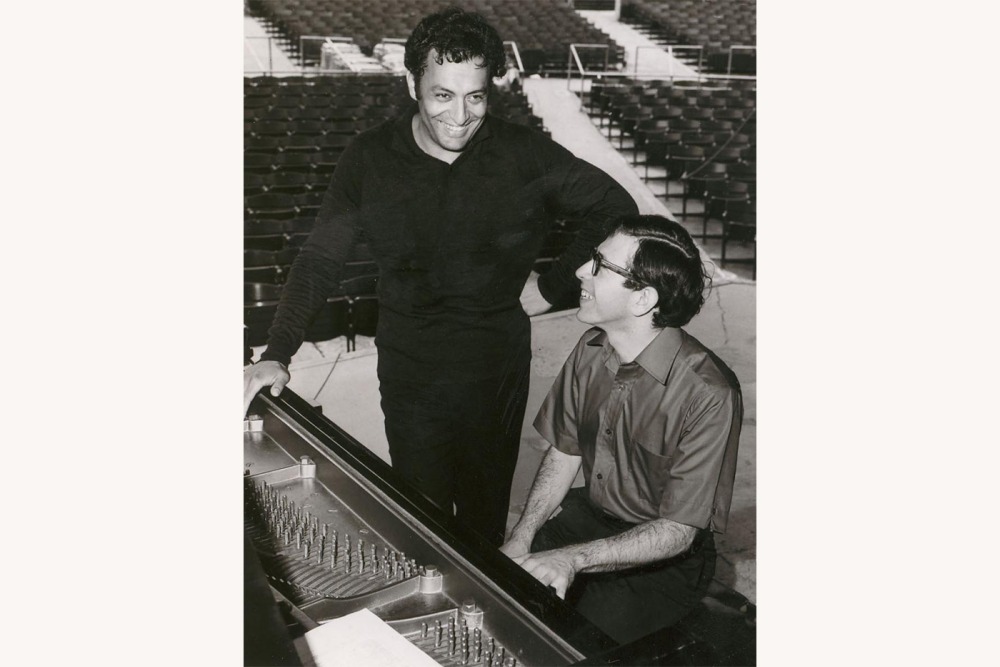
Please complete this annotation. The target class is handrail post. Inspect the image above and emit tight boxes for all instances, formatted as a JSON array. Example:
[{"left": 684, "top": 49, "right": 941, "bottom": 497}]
[
  {"left": 567, "top": 45, "right": 573, "bottom": 90},
  {"left": 504, "top": 40, "right": 524, "bottom": 73}
]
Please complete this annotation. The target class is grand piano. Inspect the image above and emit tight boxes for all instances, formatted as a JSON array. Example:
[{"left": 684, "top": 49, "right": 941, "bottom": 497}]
[{"left": 244, "top": 387, "right": 715, "bottom": 666}]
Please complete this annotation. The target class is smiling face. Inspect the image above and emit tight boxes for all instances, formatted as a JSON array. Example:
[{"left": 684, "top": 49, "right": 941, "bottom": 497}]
[
  {"left": 406, "top": 51, "right": 489, "bottom": 162},
  {"left": 575, "top": 233, "right": 643, "bottom": 331}
]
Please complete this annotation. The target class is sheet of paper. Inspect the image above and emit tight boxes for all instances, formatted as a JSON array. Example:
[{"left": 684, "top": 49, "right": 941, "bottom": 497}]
[{"left": 304, "top": 608, "right": 440, "bottom": 667}]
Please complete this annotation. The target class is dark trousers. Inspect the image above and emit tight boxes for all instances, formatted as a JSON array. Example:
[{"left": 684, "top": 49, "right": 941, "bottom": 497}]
[
  {"left": 379, "top": 360, "right": 529, "bottom": 546},
  {"left": 531, "top": 488, "right": 716, "bottom": 645}
]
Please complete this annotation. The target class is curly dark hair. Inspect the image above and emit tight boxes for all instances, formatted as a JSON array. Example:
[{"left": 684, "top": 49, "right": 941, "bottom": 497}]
[
  {"left": 404, "top": 7, "right": 507, "bottom": 93},
  {"left": 609, "top": 214, "right": 710, "bottom": 328}
]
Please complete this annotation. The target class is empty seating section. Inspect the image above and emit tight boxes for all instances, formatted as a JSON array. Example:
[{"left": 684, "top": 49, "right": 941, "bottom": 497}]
[
  {"left": 244, "top": 73, "right": 564, "bottom": 347},
  {"left": 622, "top": 0, "right": 756, "bottom": 74},
  {"left": 586, "top": 77, "right": 755, "bottom": 275},
  {"left": 246, "top": 0, "right": 624, "bottom": 73}
]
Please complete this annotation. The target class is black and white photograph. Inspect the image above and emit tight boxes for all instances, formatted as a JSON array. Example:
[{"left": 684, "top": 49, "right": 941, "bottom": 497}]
[{"left": 242, "top": 2, "right": 755, "bottom": 665}]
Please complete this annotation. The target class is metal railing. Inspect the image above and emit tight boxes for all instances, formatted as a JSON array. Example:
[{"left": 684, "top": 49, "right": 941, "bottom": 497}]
[
  {"left": 566, "top": 41, "right": 755, "bottom": 97},
  {"left": 298, "top": 35, "right": 353, "bottom": 68},
  {"left": 634, "top": 44, "right": 703, "bottom": 76},
  {"left": 244, "top": 35, "right": 276, "bottom": 74},
  {"left": 566, "top": 43, "right": 613, "bottom": 92},
  {"left": 505, "top": 40, "right": 525, "bottom": 73}
]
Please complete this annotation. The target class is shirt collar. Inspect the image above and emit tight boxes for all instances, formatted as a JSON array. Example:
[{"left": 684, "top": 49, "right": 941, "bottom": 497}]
[
  {"left": 391, "top": 106, "right": 495, "bottom": 156},
  {"left": 585, "top": 326, "right": 684, "bottom": 385}
]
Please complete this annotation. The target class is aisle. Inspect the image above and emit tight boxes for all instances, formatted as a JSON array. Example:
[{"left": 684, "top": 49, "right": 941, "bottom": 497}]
[{"left": 244, "top": 15, "right": 296, "bottom": 73}]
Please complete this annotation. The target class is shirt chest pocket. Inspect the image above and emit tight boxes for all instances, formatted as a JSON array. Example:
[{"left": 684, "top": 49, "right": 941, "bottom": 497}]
[{"left": 625, "top": 437, "right": 674, "bottom": 506}]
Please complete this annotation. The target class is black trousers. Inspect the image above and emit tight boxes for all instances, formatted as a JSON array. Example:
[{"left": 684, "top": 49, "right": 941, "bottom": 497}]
[
  {"left": 379, "top": 359, "right": 529, "bottom": 546},
  {"left": 531, "top": 488, "right": 716, "bottom": 645}
]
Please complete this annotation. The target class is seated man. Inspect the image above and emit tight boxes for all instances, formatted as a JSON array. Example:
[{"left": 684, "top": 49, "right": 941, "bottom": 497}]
[{"left": 500, "top": 214, "right": 743, "bottom": 645}]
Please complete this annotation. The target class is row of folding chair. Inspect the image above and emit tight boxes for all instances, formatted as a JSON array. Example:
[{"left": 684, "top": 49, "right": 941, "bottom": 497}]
[
  {"left": 245, "top": 151, "right": 343, "bottom": 175},
  {"left": 243, "top": 86, "right": 400, "bottom": 102},
  {"left": 245, "top": 170, "right": 330, "bottom": 197},
  {"left": 622, "top": 0, "right": 756, "bottom": 54},
  {"left": 244, "top": 104, "right": 406, "bottom": 124},
  {"left": 245, "top": 292, "right": 378, "bottom": 350},
  {"left": 245, "top": 119, "right": 361, "bottom": 137},
  {"left": 609, "top": 105, "right": 754, "bottom": 153},
  {"left": 642, "top": 141, "right": 753, "bottom": 187},
  {"left": 245, "top": 191, "right": 326, "bottom": 221},
  {"left": 245, "top": 132, "right": 357, "bottom": 153},
  {"left": 639, "top": 132, "right": 753, "bottom": 171},
  {"left": 244, "top": 252, "right": 378, "bottom": 285},
  {"left": 245, "top": 247, "right": 378, "bottom": 275},
  {"left": 245, "top": 74, "right": 400, "bottom": 85},
  {"left": 590, "top": 89, "right": 754, "bottom": 139},
  {"left": 591, "top": 83, "right": 754, "bottom": 121}
]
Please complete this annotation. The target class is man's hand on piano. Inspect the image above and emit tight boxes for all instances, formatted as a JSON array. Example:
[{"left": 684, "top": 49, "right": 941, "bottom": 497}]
[
  {"left": 243, "top": 360, "right": 290, "bottom": 417},
  {"left": 508, "top": 548, "right": 578, "bottom": 600}
]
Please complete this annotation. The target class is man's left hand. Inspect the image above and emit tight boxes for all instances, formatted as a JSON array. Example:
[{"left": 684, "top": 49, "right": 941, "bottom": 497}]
[
  {"left": 511, "top": 548, "right": 578, "bottom": 599},
  {"left": 519, "top": 272, "right": 552, "bottom": 316}
]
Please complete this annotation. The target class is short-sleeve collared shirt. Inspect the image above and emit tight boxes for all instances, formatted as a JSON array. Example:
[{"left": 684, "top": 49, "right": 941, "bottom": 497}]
[{"left": 534, "top": 326, "right": 743, "bottom": 532}]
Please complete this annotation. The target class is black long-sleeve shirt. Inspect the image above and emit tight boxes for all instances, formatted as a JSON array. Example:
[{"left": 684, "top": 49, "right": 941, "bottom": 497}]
[{"left": 261, "top": 110, "right": 638, "bottom": 383}]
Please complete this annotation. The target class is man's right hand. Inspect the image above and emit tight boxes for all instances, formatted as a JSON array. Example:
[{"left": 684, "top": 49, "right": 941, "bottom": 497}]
[
  {"left": 243, "top": 360, "right": 290, "bottom": 417},
  {"left": 499, "top": 536, "right": 531, "bottom": 561}
]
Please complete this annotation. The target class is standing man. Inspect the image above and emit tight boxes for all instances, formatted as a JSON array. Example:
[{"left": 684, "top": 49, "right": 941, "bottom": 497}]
[
  {"left": 243, "top": 7, "right": 638, "bottom": 546},
  {"left": 500, "top": 214, "right": 742, "bottom": 643}
]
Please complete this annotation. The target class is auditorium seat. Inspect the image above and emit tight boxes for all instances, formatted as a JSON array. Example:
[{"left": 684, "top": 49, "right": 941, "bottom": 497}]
[
  {"left": 266, "top": 170, "right": 311, "bottom": 194},
  {"left": 244, "top": 173, "right": 268, "bottom": 196},
  {"left": 632, "top": 118, "right": 672, "bottom": 164},
  {"left": 681, "top": 162, "right": 727, "bottom": 218},
  {"left": 246, "top": 192, "right": 298, "bottom": 220},
  {"left": 274, "top": 152, "right": 317, "bottom": 172},
  {"left": 643, "top": 131, "right": 683, "bottom": 186},
  {"left": 721, "top": 209, "right": 756, "bottom": 278},
  {"left": 704, "top": 180, "right": 751, "bottom": 240},
  {"left": 666, "top": 144, "right": 706, "bottom": 181}
]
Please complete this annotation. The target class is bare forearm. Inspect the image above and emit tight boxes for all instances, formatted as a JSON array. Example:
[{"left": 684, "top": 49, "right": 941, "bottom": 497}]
[
  {"left": 508, "top": 446, "right": 581, "bottom": 545},
  {"left": 566, "top": 518, "right": 698, "bottom": 574},
  {"left": 511, "top": 517, "right": 699, "bottom": 599}
]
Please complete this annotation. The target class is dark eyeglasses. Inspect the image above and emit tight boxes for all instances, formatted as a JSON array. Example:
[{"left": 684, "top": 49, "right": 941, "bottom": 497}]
[{"left": 591, "top": 248, "right": 635, "bottom": 280}]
